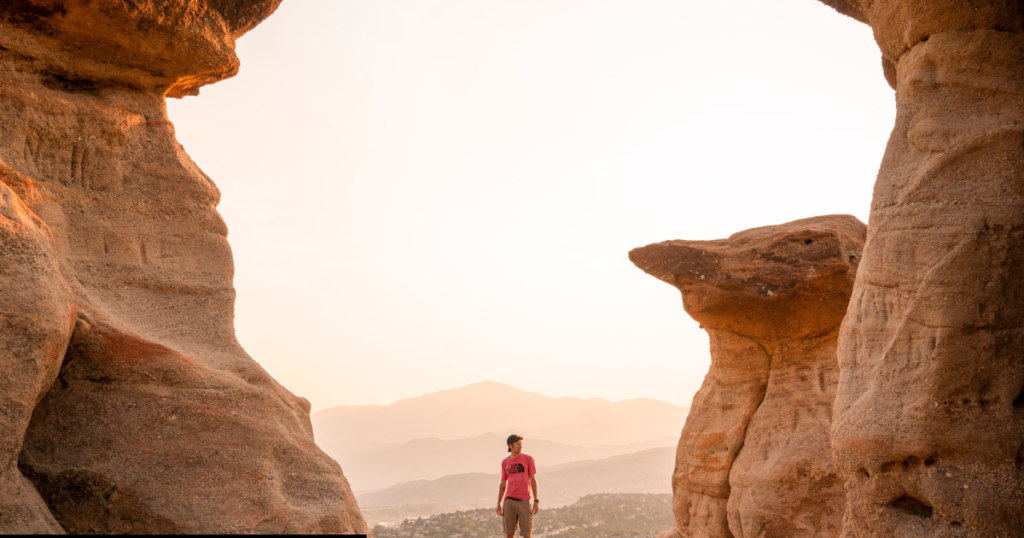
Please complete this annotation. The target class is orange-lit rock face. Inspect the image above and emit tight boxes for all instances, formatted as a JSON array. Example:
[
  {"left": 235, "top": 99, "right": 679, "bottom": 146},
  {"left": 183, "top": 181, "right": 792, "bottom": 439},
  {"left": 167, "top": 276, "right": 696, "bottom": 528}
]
[
  {"left": 0, "top": 181, "right": 75, "bottom": 534},
  {"left": 630, "top": 215, "right": 865, "bottom": 538},
  {"left": 818, "top": 0, "right": 1024, "bottom": 71},
  {"left": 0, "top": 2, "right": 371, "bottom": 535},
  {"left": 0, "top": 0, "right": 282, "bottom": 97},
  {"left": 817, "top": 2, "right": 1024, "bottom": 536}
]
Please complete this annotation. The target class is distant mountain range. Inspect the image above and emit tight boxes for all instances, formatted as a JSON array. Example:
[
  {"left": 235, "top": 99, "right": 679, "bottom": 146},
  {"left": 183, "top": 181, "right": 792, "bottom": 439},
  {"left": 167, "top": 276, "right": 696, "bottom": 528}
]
[
  {"left": 343, "top": 433, "right": 677, "bottom": 492},
  {"left": 310, "top": 381, "right": 688, "bottom": 493},
  {"left": 358, "top": 447, "right": 676, "bottom": 512},
  {"left": 311, "top": 381, "right": 687, "bottom": 456}
]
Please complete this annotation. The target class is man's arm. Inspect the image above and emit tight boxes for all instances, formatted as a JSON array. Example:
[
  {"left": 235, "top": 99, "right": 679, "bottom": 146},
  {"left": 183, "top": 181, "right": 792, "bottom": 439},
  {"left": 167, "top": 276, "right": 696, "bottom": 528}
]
[
  {"left": 530, "top": 474, "right": 539, "bottom": 514},
  {"left": 496, "top": 478, "right": 507, "bottom": 515}
]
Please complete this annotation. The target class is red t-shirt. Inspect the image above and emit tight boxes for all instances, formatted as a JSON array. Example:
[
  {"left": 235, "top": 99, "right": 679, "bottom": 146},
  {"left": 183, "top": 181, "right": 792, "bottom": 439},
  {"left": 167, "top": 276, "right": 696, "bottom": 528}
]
[{"left": 501, "top": 454, "right": 536, "bottom": 501}]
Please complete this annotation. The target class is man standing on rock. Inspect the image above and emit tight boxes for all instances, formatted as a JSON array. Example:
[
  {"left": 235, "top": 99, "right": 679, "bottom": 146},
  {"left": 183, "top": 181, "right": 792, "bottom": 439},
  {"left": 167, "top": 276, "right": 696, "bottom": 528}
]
[{"left": 496, "top": 434, "right": 539, "bottom": 538}]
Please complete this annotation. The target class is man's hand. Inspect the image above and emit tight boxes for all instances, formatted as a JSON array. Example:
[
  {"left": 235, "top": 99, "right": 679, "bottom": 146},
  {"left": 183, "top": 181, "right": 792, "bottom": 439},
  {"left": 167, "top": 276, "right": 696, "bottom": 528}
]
[
  {"left": 530, "top": 474, "right": 539, "bottom": 514},
  {"left": 496, "top": 501, "right": 503, "bottom": 516}
]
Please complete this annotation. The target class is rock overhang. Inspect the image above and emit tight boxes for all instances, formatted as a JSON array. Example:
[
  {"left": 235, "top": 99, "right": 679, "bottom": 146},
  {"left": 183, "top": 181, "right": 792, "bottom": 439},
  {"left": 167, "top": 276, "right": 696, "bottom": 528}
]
[
  {"left": 629, "top": 214, "right": 866, "bottom": 340},
  {"left": 0, "top": 0, "right": 282, "bottom": 97}
]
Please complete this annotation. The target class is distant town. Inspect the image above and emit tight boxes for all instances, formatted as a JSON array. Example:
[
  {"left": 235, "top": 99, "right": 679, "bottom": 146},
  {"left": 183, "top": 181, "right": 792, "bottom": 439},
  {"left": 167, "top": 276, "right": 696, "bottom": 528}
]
[{"left": 371, "top": 493, "right": 672, "bottom": 538}]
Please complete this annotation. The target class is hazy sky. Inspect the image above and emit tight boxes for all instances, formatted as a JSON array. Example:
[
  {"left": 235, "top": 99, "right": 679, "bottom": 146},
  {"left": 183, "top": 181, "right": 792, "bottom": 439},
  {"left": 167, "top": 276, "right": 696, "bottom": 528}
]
[{"left": 166, "top": 0, "right": 894, "bottom": 411}]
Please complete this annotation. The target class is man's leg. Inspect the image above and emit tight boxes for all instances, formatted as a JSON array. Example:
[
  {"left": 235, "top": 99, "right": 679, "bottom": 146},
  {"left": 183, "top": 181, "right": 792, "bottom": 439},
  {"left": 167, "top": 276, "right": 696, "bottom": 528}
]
[
  {"left": 519, "top": 499, "right": 533, "bottom": 538},
  {"left": 502, "top": 498, "right": 517, "bottom": 538}
]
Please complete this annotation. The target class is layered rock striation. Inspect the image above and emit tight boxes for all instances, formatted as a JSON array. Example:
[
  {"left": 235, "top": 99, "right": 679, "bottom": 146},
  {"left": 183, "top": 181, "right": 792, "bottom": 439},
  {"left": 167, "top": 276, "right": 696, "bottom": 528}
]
[
  {"left": 816, "top": 1, "right": 1024, "bottom": 536},
  {"left": 630, "top": 215, "right": 866, "bottom": 538},
  {"left": 0, "top": 1, "right": 369, "bottom": 534}
]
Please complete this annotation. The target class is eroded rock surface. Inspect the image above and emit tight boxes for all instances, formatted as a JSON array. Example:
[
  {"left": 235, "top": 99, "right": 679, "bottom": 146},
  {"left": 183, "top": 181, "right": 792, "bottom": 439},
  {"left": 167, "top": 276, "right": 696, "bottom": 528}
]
[
  {"left": 630, "top": 215, "right": 866, "bottom": 538},
  {"left": 0, "top": 179, "right": 74, "bottom": 534},
  {"left": 0, "top": 1, "right": 369, "bottom": 534},
  {"left": 817, "top": 2, "right": 1024, "bottom": 536}
]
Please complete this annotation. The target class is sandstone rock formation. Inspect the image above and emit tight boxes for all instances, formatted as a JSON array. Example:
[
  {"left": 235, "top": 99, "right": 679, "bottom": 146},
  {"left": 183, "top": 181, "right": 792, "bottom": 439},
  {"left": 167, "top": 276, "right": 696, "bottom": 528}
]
[
  {"left": 0, "top": 1, "right": 369, "bottom": 534},
  {"left": 629, "top": 215, "right": 866, "bottom": 538},
  {"left": 0, "top": 181, "right": 74, "bottom": 534},
  {"left": 816, "top": 2, "right": 1024, "bottom": 536}
]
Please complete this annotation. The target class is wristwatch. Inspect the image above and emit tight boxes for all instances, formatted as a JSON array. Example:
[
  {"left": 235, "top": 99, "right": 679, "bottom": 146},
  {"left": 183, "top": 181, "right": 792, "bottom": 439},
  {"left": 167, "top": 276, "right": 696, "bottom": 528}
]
[{"left": 533, "top": 499, "right": 539, "bottom": 503}]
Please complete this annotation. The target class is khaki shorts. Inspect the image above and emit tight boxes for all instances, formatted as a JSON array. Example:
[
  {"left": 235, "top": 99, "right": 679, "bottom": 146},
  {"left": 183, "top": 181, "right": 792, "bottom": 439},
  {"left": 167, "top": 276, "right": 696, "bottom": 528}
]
[{"left": 502, "top": 497, "right": 533, "bottom": 537}]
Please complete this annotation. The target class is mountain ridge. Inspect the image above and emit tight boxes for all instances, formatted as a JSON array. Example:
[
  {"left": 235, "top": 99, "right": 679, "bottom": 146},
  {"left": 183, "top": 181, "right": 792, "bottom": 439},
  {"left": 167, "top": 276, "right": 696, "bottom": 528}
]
[
  {"left": 346, "top": 432, "right": 677, "bottom": 492},
  {"left": 357, "top": 446, "right": 675, "bottom": 510},
  {"left": 312, "top": 381, "right": 689, "bottom": 459}
]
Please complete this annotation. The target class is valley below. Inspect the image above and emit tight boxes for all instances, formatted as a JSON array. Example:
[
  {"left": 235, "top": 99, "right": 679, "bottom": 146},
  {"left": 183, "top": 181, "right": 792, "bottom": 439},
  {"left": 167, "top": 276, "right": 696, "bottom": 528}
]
[{"left": 370, "top": 493, "right": 674, "bottom": 538}]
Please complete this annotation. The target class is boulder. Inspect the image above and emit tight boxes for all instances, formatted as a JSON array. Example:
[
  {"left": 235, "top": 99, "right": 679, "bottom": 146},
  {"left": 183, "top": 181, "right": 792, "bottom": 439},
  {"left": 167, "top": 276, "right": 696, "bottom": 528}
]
[
  {"left": 817, "top": 1, "right": 1024, "bottom": 535},
  {"left": 629, "top": 215, "right": 865, "bottom": 538},
  {"left": 0, "top": 1, "right": 370, "bottom": 534}
]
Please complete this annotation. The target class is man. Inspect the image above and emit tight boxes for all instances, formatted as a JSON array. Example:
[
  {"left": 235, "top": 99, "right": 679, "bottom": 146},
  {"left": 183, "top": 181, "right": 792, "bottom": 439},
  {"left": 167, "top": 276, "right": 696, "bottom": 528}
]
[{"left": 496, "top": 434, "right": 539, "bottom": 538}]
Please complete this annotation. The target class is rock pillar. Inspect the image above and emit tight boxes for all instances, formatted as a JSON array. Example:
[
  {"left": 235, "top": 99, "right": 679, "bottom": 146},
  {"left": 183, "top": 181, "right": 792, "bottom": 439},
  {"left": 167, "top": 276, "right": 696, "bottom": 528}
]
[
  {"left": 0, "top": 1, "right": 370, "bottom": 533},
  {"left": 817, "top": 1, "right": 1024, "bottom": 535},
  {"left": 630, "top": 215, "right": 865, "bottom": 538}
]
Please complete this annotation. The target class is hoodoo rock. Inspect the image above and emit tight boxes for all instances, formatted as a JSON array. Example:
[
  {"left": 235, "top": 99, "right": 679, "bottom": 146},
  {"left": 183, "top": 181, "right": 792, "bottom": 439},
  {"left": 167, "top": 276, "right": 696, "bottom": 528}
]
[
  {"left": 0, "top": 1, "right": 369, "bottom": 534},
  {"left": 816, "top": 1, "right": 1024, "bottom": 536},
  {"left": 629, "top": 215, "right": 866, "bottom": 538}
]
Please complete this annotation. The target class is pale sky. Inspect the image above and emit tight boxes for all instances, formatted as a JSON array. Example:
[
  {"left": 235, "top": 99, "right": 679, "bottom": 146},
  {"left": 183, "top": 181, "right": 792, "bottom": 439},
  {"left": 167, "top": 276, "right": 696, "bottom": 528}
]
[{"left": 166, "top": 0, "right": 894, "bottom": 411}]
